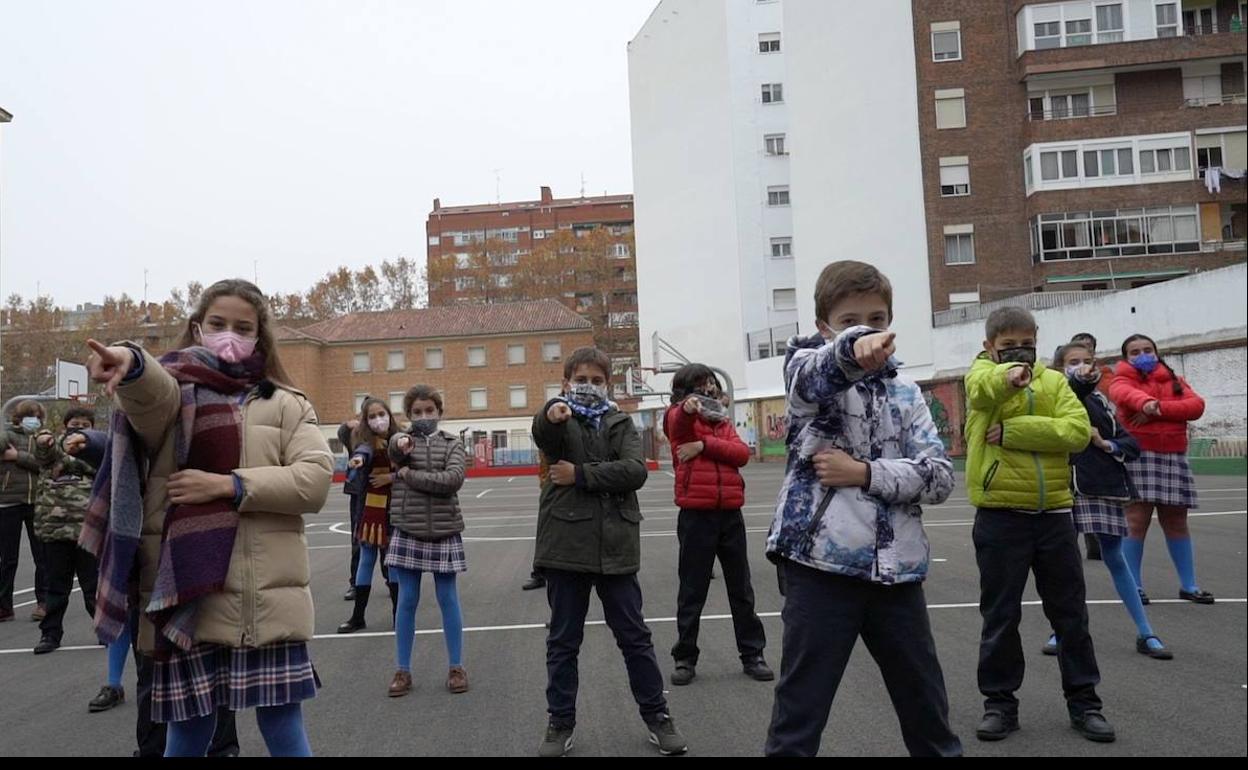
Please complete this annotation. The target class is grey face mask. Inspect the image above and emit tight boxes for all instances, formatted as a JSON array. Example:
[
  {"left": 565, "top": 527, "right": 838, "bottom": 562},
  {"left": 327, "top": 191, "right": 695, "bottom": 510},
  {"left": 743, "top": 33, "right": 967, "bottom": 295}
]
[
  {"left": 694, "top": 394, "right": 728, "bottom": 422},
  {"left": 568, "top": 383, "right": 609, "bottom": 407},
  {"left": 410, "top": 418, "right": 439, "bottom": 436}
]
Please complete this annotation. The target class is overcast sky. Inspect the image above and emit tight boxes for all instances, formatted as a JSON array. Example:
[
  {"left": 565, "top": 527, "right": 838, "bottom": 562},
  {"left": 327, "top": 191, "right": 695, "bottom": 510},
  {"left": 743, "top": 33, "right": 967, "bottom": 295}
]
[{"left": 0, "top": 0, "right": 657, "bottom": 308}]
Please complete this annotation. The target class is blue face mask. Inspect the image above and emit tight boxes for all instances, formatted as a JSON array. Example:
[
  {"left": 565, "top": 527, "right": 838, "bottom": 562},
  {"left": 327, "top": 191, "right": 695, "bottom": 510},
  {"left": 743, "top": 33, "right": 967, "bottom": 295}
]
[
  {"left": 20, "top": 417, "right": 41, "bottom": 432},
  {"left": 1130, "top": 352, "right": 1159, "bottom": 375}
]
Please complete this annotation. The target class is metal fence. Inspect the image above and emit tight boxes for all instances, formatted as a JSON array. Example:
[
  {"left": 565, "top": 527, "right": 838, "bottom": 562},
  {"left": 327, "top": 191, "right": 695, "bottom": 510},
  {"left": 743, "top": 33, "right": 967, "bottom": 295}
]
[
  {"left": 746, "top": 323, "right": 799, "bottom": 361},
  {"left": 933, "top": 291, "right": 1117, "bottom": 328}
]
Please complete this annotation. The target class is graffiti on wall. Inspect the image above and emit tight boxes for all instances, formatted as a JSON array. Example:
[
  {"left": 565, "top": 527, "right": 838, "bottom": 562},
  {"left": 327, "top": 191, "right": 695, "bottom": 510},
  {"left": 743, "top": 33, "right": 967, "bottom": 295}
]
[
  {"left": 734, "top": 401, "right": 759, "bottom": 452},
  {"left": 919, "top": 378, "right": 966, "bottom": 457},
  {"left": 760, "top": 397, "right": 788, "bottom": 459}
]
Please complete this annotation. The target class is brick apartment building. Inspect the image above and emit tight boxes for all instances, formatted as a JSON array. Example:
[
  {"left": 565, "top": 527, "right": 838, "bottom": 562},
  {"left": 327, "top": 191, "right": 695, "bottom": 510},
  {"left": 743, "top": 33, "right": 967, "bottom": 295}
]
[
  {"left": 425, "top": 186, "right": 641, "bottom": 386},
  {"left": 913, "top": 0, "right": 1247, "bottom": 319},
  {"left": 275, "top": 299, "right": 594, "bottom": 450}
]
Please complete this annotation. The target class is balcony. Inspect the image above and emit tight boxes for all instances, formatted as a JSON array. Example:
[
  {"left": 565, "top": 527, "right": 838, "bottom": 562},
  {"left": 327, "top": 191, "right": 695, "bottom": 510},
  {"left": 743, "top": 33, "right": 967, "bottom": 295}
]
[
  {"left": 933, "top": 291, "right": 1117, "bottom": 328},
  {"left": 746, "top": 323, "right": 799, "bottom": 361}
]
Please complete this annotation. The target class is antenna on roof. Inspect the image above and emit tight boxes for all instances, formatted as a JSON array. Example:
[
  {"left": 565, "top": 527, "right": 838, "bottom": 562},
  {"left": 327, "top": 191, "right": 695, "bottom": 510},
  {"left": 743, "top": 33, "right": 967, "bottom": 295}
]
[
  {"left": 580, "top": 172, "right": 586, "bottom": 199},
  {"left": 492, "top": 169, "right": 502, "bottom": 204}
]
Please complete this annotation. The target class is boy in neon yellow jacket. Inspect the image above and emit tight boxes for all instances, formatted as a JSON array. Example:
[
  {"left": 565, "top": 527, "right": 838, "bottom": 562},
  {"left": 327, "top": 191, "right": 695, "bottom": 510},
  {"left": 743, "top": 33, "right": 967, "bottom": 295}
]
[{"left": 965, "top": 307, "right": 1113, "bottom": 746}]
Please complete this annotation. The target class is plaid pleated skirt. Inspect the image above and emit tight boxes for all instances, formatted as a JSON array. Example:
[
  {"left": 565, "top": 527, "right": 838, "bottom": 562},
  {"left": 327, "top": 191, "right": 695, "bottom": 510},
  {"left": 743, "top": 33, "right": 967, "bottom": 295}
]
[
  {"left": 1126, "top": 450, "right": 1199, "bottom": 508},
  {"left": 384, "top": 529, "right": 467, "bottom": 573},
  {"left": 1072, "top": 497, "right": 1128, "bottom": 537},
  {"left": 151, "top": 641, "right": 318, "bottom": 724}
]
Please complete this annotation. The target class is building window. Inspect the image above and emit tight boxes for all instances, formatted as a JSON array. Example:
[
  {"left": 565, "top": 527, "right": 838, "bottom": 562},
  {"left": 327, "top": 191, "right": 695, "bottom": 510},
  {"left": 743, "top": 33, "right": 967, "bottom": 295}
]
[
  {"left": 765, "top": 133, "right": 787, "bottom": 156},
  {"left": 1034, "top": 20, "right": 1062, "bottom": 48},
  {"left": 934, "top": 89, "right": 966, "bottom": 129},
  {"left": 610, "top": 243, "right": 631, "bottom": 258},
  {"left": 1139, "top": 147, "right": 1191, "bottom": 174},
  {"left": 767, "top": 186, "right": 791, "bottom": 206},
  {"left": 761, "top": 83, "right": 784, "bottom": 104},
  {"left": 352, "top": 352, "right": 371, "bottom": 373},
  {"left": 758, "top": 32, "right": 780, "bottom": 53},
  {"left": 545, "top": 383, "right": 563, "bottom": 401},
  {"left": 1039, "top": 149, "right": 1079, "bottom": 181},
  {"left": 1030, "top": 206, "right": 1200, "bottom": 262},
  {"left": 1095, "top": 4, "right": 1124, "bottom": 43},
  {"left": 353, "top": 394, "right": 368, "bottom": 414},
  {"left": 507, "top": 344, "right": 526, "bottom": 366},
  {"left": 388, "top": 392, "right": 405, "bottom": 416},
  {"left": 939, "top": 158, "right": 970, "bottom": 196},
  {"left": 469, "top": 389, "right": 488, "bottom": 411},
  {"left": 931, "top": 26, "right": 961, "bottom": 61},
  {"left": 533, "top": 229, "right": 546, "bottom": 240},
  {"left": 772, "top": 289, "right": 797, "bottom": 311},
  {"left": 1155, "top": 3, "right": 1179, "bottom": 36},
  {"left": 542, "top": 341, "right": 562, "bottom": 362},
  {"left": 944, "top": 229, "right": 976, "bottom": 265},
  {"left": 428, "top": 235, "right": 440, "bottom": 246},
  {"left": 1083, "top": 147, "right": 1134, "bottom": 178},
  {"left": 467, "top": 346, "right": 487, "bottom": 367},
  {"left": 1065, "top": 17, "right": 1093, "bottom": 46},
  {"left": 770, "top": 237, "right": 793, "bottom": 258},
  {"left": 509, "top": 386, "right": 528, "bottom": 409},
  {"left": 387, "top": 350, "right": 405, "bottom": 371},
  {"left": 425, "top": 347, "right": 444, "bottom": 370}
]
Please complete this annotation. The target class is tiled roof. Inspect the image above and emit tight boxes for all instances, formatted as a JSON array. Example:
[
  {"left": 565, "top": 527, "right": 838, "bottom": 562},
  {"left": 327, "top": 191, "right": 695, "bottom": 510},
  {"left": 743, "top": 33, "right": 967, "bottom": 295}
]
[{"left": 274, "top": 299, "right": 591, "bottom": 344}]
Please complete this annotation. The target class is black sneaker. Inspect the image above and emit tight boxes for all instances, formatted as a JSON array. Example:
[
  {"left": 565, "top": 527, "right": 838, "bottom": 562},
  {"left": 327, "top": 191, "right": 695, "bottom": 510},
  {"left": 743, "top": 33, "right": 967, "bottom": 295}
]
[
  {"left": 742, "top": 657, "right": 775, "bottom": 681},
  {"left": 522, "top": 575, "right": 546, "bottom": 591},
  {"left": 1041, "top": 634, "right": 1058, "bottom": 656},
  {"left": 88, "top": 685, "right": 125, "bottom": 713},
  {"left": 975, "top": 710, "right": 1019, "bottom": 741},
  {"left": 1071, "top": 710, "right": 1116, "bottom": 743},
  {"left": 343, "top": 586, "right": 356, "bottom": 601},
  {"left": 670, "top": 660, "right": 696, "bottom": 686},
  {"left": 33, "top": 635, "right": 61, "bottom": 655},
  {"left": 1179, "top": 589, "right": 1215, "bottom": 604},
  {"left": 1138, "top": 588, "right": 1150, "bottom": 605},
  {"left": 645, "top": 714, "right": 688, "bottom": 755},
  {"left": 538, "top": 723, "right": 575, "bottom": 758}
]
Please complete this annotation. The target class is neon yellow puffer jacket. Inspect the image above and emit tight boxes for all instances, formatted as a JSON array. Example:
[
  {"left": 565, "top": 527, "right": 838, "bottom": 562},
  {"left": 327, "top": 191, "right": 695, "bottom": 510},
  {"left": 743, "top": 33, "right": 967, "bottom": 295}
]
[{"left": 965, "top": 353, "right": 1091, "bottom": 511}]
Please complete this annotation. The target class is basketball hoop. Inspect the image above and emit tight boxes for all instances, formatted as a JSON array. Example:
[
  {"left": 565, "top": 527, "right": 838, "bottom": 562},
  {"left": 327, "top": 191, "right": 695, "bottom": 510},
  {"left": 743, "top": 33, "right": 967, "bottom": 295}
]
[{"left": 625, "top": 366, "right": 659, "bottom": 397}]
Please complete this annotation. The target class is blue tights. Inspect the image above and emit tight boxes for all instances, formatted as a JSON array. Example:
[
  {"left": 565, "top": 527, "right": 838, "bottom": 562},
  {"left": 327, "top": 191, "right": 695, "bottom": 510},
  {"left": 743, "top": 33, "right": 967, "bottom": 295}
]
[
  {"left": 392, "top": 567, "right": 463, "bottom": 671},
  {"left": 165, "top": 703, "right": 311, "bottom": 757}
]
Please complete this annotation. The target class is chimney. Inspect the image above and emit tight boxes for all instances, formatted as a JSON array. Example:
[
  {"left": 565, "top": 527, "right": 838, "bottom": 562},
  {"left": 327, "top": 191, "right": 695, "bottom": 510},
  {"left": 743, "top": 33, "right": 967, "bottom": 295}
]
[
  {"left": 540, "top": 186, "right": 553, "bottom": 204},
  {"left": 432, "top": 198, "right": 441, "bottom": 212}
]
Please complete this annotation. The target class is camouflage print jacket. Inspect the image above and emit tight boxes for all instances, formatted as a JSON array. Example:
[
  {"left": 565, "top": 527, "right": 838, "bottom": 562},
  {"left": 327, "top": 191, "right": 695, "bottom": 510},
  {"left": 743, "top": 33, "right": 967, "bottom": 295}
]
[{"left": 33, "top": 429, "right": 107, "bottom": 543}]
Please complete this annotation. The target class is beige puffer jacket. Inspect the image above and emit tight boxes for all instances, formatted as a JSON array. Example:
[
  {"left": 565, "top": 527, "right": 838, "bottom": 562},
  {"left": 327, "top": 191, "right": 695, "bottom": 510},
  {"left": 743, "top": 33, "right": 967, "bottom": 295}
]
[{"left": 117, "top": 349, "right": 333, "bottom": 653}]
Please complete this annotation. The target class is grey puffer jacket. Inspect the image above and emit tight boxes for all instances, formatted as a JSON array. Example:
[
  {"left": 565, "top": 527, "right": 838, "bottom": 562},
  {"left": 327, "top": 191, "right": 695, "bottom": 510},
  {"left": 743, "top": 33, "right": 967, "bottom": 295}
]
[{"left": 388, "top": 429, "right": 467, "bottom": 539}]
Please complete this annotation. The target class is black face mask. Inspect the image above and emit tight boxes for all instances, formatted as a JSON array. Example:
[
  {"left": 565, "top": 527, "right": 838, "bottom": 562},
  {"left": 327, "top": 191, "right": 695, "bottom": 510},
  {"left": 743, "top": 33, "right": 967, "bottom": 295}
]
[{"left": 996, "top": 346, "right": 1037, "bottom": 366}]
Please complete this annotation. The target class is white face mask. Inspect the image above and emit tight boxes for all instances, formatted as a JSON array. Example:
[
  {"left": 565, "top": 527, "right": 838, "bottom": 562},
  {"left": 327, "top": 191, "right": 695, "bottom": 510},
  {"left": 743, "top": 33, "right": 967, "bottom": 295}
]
[{"left": 368, "top": 416, "right": 390, "bottom": 434}]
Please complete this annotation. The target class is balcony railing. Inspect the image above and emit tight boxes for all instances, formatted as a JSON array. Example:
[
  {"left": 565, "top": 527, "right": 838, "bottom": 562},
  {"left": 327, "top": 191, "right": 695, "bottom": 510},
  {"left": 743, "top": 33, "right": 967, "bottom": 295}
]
[
  {"left": 1185, "top": 92, "right": 1248, "bottom": 108},
  {"left": 1026, "top": 103, "right": 1119, "bottom": 121},
  {"left": 933, "top": 291, "right": 1117, "bottom": 328},
  {"left": 746, "top": 323, "right": 799, "bottom": 362}
]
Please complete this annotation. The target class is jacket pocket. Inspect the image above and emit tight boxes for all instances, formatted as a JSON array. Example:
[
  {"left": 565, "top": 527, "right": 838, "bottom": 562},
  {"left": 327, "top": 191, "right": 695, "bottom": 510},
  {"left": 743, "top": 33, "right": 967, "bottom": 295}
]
[
  {"left": 617, "top": 500, "right": 643, "bottom": 524},
  {"left": 982, "top": 460, "right": 1001, "bottom": 492}
]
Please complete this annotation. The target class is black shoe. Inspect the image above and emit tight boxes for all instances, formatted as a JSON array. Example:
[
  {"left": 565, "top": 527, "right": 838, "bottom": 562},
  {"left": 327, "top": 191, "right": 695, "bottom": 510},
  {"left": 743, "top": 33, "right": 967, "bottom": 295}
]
[
  {"left": 670, "top": 660, "right": 696, "bottom": 686},
  {"left": 1071, "top": 710, "right": 1116, "bottom": 743},
  {"left": 1084, "top": 534, "right": 1102, "bottom": 561},
  {"left": 343, "top": 586, "right": 356, "bottom": 601},
  {"left": 33, "top": 635, "right": 60, "bottom": 655},
  {"left": 1179, "top": 589, "right": 1215, "bottom": 604},
  {"left": 1136, "top": 635, "right": 1173, "bottom": 660},
  {"left": 338, "top": 584, "right": 370, "bottom": 633},
  {"left": 975, "top": 711, "right": 1019, "bottom": 741},
  {"left": 645, "top": 714, "right": 688, "bottom": 755},
  {"left": 742, "top": 657, "right": 774, "bottom": 681},
  {"left": 538, "top": 723, "right": 575, "bottom": 758},
  {"left": 1041, "top": 634, "right": 1058, "bottom": 656},
  {"left": 1138, "top": 588, "right": 1150, "bottom": 605},
  {"left": 522, "top": 575, "right": 546, "bottom": 591},
  {"left": 337, "top": 617, "right": 367, "bottom": 634},
  {"left": 88, "top": 685, "right": 125, "bottom": 713}
]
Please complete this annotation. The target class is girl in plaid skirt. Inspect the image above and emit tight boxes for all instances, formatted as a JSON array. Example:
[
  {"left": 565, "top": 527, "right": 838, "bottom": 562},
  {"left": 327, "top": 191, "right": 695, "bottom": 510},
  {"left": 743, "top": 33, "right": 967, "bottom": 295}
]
[
  {"left": 1042, "top": 341, "right": 1171, "bottom": 660},
  {"left": 1109, "top": 334, "right": 1213, "bottom": 606},
  {"left": 384, "top": 385, "right": 469, "bottom": 697}
]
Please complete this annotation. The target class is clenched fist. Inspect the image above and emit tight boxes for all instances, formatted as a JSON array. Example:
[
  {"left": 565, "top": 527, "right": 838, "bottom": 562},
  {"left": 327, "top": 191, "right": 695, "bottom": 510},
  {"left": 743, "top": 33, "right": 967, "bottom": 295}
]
[
  {"left": 1005, "top": 365, "right": 1032, "bottom": 389},
  {"left": 547, "top": 402, "right": 572, "bottom": 424}
]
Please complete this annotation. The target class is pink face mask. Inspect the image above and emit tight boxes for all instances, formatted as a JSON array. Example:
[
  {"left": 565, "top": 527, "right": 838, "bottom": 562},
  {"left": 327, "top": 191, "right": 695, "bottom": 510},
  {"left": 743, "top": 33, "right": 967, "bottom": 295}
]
[{"left": 197, "top": 325, "right": 258, "bottom": 363}]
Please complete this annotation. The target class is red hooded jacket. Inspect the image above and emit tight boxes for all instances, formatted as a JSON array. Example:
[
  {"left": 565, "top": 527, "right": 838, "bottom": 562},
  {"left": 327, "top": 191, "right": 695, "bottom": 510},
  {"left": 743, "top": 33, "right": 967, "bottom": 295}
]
[
  {"left": 664, "top": 403, "right": 749, "bottom": 511},
  {"left": 1108, "top": 360, "right": 1205, "bottom": 454}
]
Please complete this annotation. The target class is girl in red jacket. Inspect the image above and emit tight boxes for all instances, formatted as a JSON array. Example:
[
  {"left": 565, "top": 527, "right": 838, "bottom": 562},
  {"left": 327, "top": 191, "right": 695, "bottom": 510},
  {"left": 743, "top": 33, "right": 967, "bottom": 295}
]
[
  {"left": 1109, "top": 334, "right": 1213, "bottom": 605},
  {"left": 663, "top": 364, "right": 772, "bottom": 687}
]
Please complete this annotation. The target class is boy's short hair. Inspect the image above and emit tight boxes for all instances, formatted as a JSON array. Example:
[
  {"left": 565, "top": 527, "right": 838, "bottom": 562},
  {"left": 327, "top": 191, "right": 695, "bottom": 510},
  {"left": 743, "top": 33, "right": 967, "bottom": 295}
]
[
  {"left": 1070, "top": 332, "right": 1097, "bottom": 351},
  {"left": 563, "top": 347, "right": 612, "bottom": 381},
  {"left": 403, "top": 385, "right": 444, "bottom": 416},
  {"left": 12, "top": 400, "right": 45, "bottom": 423},
  {"left": 814, "top": 261, "right": 894, "bottom": 323},
  {"left": 984, "top": 306, "right": 1037, "bottom": 342},
  {"left": 63, "top": 407, "right": 96, "bottom": 427}
]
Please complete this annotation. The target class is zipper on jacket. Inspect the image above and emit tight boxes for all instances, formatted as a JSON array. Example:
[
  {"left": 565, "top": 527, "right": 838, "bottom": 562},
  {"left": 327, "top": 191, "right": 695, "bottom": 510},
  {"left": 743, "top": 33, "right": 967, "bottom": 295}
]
[
  {"left": 1027, "top": 388, "right": 1047, "bottom": 511},
  {"left": 424, "top": 435, "right": 434, "bottom": 538},
  {"left": 983, "top": 460, "right": 1000, "bottom": 491},
  {"left": 239, "top": 396, "right": 256, "bottom": 646}
]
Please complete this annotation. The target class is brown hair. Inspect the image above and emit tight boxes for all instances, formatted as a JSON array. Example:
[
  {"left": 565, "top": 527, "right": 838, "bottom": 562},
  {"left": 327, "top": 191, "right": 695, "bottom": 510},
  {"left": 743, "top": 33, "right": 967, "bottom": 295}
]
[
  {"left": 1121, "top": 333, "right": 1184, "bottom": 396},
  {"left": 403, "top": 385, "right": 444, "bottom": 417},
  {"left": 12, "top": 400, "right": 45, "bottom": 424},
  {"left": 1053, "top": 342, "right": 1093, "bottom": 368},
  {"left": 351, "top": 396, "right": 398, "bottom": 448},
  {"left": 814, "top": 261, "right": 894, "bottom": 324},
  {"left": 563, "top": 347, "right": 612, "bottom": 381},
  {"left": 985, "top": 306, "right": 1037, "bottom": 343},
  {"left": 62, "top": 407, "right": 96, "bottom": 427},
  {"left": 175, "top": 279, "right": 294, "bottom": 388}
]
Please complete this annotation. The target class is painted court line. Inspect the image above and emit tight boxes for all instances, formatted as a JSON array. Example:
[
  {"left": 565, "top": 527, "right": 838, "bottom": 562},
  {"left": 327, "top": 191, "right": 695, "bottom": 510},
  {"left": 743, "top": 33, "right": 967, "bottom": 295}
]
[{"left": 5, "top": 599, "right": 1242, "bottom": 655}]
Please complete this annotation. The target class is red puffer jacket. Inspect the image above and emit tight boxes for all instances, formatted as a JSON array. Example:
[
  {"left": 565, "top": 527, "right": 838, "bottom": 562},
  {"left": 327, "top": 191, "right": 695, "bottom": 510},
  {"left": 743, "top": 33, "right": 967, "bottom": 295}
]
[
  {"left": 1108, "top": 360, "right": 1205, "bottom": 454},
  {"left": 664, "top": 403, "right": 749, "bottom": 510}
]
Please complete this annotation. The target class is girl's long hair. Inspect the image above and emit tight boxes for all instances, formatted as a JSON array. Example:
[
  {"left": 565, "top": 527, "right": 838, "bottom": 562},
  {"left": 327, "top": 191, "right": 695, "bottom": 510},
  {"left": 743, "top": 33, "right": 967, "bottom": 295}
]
[
  {"left": 176, "top": 279, "right": 295, "bottom": 388},
  {"left": 352, "top": 397, "right": 398, "bottom": 448},
  {"left": 1121, "top": 333, "right": 1183, "bottom": 396}
]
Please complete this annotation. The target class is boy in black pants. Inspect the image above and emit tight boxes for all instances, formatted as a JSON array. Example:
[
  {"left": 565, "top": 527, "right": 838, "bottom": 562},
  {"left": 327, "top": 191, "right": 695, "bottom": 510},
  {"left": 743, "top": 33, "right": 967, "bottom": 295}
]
[{"left": 531, "top": 347, "right": 687, "bottom": 757}]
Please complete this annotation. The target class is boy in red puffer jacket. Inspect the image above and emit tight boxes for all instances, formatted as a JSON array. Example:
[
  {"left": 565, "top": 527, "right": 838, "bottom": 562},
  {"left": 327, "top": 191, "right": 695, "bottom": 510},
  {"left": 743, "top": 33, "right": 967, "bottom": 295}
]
[{"left": 663, "top": 364, "right": 772, "bottom": 687}]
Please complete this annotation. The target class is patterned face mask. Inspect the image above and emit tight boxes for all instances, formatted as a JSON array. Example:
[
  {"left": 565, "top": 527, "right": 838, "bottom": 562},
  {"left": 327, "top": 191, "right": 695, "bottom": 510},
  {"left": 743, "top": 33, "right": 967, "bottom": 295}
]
[
  {"left": 694, "top": 394, "right": 728, "bottom": 422},
  {"left": 996, "top": 346, "right": 1037, "bottom": 366},
  {"left": 568, "top": 383, "right": 608, "bottom": 407}
]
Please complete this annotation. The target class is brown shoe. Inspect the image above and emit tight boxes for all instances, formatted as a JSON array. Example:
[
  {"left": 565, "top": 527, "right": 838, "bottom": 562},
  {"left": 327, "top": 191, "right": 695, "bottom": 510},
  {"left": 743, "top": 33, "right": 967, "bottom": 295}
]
[
  {"left": 446, "top": 666, "right": 469, "bottom": 694},
  {"left": 30, "top": 604, "right": 46, "bottom": 622},
  {"left": 387, "top": 670, "right": 412, "bottom": 698}
]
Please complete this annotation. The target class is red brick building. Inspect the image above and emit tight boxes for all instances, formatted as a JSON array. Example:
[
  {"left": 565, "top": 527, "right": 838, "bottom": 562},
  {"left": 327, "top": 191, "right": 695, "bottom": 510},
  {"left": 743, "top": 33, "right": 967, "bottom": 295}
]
[
  {"left": 425, "top": 186, "right": 641, "bottom": 389},
  {"left": 913, "top": 0, "right": 1247, "bottom": 318},
  {"left": 276, "top": 299, "right": 594, "bottom": 450}
]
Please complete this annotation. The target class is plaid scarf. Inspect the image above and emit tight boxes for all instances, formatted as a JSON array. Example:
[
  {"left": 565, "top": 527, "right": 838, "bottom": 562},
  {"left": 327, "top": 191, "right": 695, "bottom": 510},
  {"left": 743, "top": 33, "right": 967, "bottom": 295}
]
[
  {"left": 356, "top": 439, "right": 392, "bottom": 548},
  {"left": 565, "top": 397, "right": 613, "bottom": 430},
  {"left": 81, "top": 346, "right": 262, "bottom": 655}
]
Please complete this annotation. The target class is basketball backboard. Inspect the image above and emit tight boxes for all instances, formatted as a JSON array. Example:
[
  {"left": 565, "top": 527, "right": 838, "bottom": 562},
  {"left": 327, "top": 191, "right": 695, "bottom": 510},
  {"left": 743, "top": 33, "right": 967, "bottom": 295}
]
[{"left": 56, "top": 359, "right": 90, "bottom": 400}]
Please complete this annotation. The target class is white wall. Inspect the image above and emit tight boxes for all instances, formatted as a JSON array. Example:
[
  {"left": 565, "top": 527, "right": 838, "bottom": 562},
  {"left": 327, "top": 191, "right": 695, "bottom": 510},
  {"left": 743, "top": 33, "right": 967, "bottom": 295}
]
[{"left": 783, "top": 0, "right": 936, "bottom": 376}]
